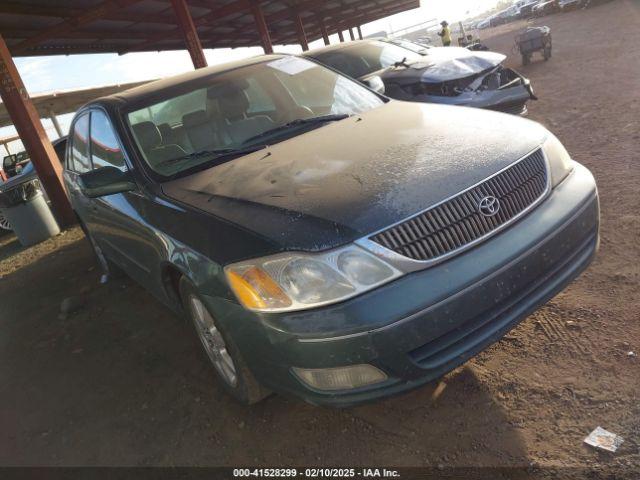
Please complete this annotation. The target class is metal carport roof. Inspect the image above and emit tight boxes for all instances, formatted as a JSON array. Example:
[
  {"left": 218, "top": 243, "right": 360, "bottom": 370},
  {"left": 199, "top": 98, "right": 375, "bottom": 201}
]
[{"left": 0, "top": 0, "right": 420, "bottom": 57}]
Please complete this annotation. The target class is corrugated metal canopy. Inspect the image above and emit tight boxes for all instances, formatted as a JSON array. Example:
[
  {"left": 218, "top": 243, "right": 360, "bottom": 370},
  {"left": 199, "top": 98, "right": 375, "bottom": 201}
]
[
  {"left": 0, "top": 0, "right": 420, "bottom": 57},
  {"left": 0, "top": 80, "right": 152, "bottom": 128}
]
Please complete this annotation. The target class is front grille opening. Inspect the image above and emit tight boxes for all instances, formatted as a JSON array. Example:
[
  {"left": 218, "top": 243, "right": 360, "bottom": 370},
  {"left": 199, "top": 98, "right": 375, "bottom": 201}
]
[{"left": 371, "top": 149, "right": 548, "bottom": 262}]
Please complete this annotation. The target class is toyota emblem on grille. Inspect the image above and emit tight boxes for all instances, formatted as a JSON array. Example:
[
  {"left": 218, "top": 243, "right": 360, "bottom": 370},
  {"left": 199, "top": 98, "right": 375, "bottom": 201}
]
[{"left": 478, "top": 195, "right": 500, "bottom": 217}]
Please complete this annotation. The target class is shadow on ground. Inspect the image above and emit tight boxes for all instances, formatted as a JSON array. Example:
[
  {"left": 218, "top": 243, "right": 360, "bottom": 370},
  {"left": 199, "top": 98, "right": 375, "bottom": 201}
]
[{"left": 0, "top": 232, "right": 527, "bottom": 467}]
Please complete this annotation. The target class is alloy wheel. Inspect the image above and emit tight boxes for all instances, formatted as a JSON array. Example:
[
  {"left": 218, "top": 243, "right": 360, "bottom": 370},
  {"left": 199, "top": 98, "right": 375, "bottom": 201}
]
[
  {"left": 189, "top": 295, "right": 238, "bottom": 387},
  {"left": 0, "top": 212, "right": 11, "bottom": 231}
]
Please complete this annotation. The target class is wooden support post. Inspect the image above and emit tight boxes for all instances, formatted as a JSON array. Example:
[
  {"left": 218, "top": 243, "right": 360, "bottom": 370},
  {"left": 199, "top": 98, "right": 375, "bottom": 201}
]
[
  {"left": 0, "top": 34, "right": 74, "bottom": 226},
  {"left": 349, "top": 27, "right": 355, "bottom": 41},
  {"left": 250, "top": 0, "right": 273, "bottom": 54},
  {"left": 319, "top": 17, "right": 330, "bottom": 46},
  {"left": 294, "top": 11, "right": 309, "bottom": 51},
  {"left": 338, "top": 30, "right": 344, "bottom": 42},
  {"left": 357, "top": 25, "right": 363, "bottom": 40},
  {"left": 171, "top": 0, "right": 207, "bottom": 69}
]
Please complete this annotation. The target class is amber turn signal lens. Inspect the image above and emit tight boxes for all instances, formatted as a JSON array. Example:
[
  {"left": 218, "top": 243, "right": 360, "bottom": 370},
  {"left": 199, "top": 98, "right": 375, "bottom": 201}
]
[{"left": 226, "top": 267, "right": 292, "bottom": 310}]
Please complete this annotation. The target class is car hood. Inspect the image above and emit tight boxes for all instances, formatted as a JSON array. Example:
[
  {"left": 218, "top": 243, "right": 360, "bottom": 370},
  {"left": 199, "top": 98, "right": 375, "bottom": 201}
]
[
  {"left": 374, "top": 47, "right": 506, "bottom": 83},
  {"left": 162, "top": 101, "right": 547, "bottom": 252}
]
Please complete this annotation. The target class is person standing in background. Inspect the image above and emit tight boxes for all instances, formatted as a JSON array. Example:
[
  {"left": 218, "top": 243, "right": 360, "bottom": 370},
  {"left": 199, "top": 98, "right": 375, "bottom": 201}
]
[{"left": 438, "top": 20, "right": 452, "bottom": 46}]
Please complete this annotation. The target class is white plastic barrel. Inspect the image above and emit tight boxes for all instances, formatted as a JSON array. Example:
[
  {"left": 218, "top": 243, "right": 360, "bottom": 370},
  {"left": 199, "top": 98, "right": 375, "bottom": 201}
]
[{"left": 1, "top": 191, "right": 60, "bottom": 246}]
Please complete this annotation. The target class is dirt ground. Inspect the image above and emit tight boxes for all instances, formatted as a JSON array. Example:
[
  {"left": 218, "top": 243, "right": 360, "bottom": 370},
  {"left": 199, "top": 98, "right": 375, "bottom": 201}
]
[{"left": 0, "top": 0, "right": 638, "bottom": 474}]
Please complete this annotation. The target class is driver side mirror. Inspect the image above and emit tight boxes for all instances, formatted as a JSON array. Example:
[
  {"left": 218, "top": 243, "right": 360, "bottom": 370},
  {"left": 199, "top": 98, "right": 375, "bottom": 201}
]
[
  {"left": 79, "top": 166, "right": 136, "bottom": 198},
  {"left": 363, "top": 76, "right": 386, "bottom": 95}
]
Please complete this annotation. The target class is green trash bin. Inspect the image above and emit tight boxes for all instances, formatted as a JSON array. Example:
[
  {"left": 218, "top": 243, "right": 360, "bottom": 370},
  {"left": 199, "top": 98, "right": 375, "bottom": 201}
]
[{"left": 0, "top": 179, "right": 60, "bottom": 247}]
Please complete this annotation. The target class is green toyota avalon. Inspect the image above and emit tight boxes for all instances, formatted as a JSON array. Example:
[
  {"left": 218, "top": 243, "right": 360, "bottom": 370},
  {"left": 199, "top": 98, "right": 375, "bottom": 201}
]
[{"left": 64, "top": 55, "right": 599, "bottom": 406}]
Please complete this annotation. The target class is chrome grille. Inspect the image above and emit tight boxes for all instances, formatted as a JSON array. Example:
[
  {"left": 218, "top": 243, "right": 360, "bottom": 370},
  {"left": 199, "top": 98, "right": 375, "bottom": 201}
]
[{"left": 371, "top": 149, "right": 548, "bottom": 262}]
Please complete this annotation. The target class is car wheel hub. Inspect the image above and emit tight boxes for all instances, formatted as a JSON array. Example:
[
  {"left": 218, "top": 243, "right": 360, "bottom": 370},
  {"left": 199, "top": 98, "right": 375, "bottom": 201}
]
[
  {"left": 189, "top": 295, "right": 238, "bottom": 387},
  {"left": 0, "top": 212, "right": 11, "bottom": 231}
]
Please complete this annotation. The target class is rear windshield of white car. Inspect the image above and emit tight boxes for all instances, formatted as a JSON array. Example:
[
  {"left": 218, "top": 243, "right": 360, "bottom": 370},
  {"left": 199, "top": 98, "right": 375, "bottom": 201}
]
[
  {"left": 312, "top": 41, "right": 424, "bottom": 78},
  {"left": 127, "top": 58, "right": 384, "bottom": 178}
]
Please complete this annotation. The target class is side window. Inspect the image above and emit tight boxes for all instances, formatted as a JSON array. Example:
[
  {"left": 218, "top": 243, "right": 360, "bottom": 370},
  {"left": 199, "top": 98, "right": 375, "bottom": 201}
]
[
  {"left": 69, "top": 113, "right": 91, "bottom": 173},
  {"left": 90, "top": 111, "right": 126, "bottom": 170}
]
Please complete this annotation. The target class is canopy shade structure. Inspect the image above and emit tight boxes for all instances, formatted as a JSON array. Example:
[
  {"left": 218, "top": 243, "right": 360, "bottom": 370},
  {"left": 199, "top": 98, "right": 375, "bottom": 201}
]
[
  {"left": 0, "top": 80, "right": 151, "bottom": 129},
  {"left": 0, "top": 0, "right": 421, "bottom": 57}
]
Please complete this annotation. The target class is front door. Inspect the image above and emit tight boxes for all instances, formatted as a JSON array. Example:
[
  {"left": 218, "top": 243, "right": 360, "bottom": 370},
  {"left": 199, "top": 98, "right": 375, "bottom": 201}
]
[{"left": 85, "top": 110, "right": 160, "bottom": 286}]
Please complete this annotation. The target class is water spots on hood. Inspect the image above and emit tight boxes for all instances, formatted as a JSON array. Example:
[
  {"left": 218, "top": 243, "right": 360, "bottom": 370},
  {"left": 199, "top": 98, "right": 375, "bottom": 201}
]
[{"left": 163, "top": 102, "right": 546, "bottom": 249}]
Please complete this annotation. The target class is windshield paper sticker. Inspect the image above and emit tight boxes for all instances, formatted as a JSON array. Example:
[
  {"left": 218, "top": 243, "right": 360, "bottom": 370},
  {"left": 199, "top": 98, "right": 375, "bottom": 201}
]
[{"left": 267, "top": 57, "right": 315, "bottom": 75}]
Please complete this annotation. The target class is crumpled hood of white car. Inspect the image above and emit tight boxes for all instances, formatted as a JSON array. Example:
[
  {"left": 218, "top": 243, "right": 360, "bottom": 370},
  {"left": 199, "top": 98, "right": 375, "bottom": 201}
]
[{"left": 407, "top": 47, "right": 506, "bottom": 83}]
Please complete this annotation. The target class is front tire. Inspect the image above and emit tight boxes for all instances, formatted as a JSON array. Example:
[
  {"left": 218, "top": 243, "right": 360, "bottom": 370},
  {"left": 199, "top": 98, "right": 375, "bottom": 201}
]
[{"left": 180, "top": 277, "right": 270, "bottom": 405}]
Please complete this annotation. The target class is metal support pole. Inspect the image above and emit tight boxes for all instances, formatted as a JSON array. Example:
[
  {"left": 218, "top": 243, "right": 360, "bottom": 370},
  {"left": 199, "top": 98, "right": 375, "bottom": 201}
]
[
  {"left": 170, "top": 0, "right": 208, "bottom": 69},
  {"left": 0, "top": 34, "right": 74, "bottom": 226},
  {"left": 459, "top": 21, "right": 467, "bottom": 47},
  {"left": 349, "top": 28, "right": 355, "bottom": 41},
  {"left": 319, "top": 18, "right": 330, "bottom": 46},
  {"left": 357, "top": 26, "right": 363, "bottom": 40},
  {"left": 3, "top": 143, "right": 10, "bottom": 155},
  {"left": 250, "top": 0, "right": 273, "bottom": 54},
  {"left": 294, "top": 11, "right": 309, "bottom": 51},
  {"left": 338, "top": 30, "right": 344, "bottom": 42},
  {"left": 48, "top": 109, "right": 64, "bottom": 138}
]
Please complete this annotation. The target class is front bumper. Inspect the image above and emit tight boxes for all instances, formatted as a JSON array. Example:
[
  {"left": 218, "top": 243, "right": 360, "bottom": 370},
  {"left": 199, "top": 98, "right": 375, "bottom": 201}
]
[
  {"left": 419, "top": 69, "right": 535, "bottom": 116},
  {"left": 205, "top": 162, "right": 599, "bottom": 406}
]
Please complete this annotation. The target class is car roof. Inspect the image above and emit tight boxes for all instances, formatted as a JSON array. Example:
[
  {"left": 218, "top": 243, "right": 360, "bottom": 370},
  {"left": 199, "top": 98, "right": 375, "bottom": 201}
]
[
  {"left": 85, "top": 54, "right": 286, "bottom": 110},
  {"left": 303, "top": 40, "right": 380, "bottom": 57}
]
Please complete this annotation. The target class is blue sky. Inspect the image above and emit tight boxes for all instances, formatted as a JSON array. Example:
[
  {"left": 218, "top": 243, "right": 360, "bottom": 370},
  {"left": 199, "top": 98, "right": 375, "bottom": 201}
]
[{"left": 2, "top": 0, "right": 498, "bottom": 153}]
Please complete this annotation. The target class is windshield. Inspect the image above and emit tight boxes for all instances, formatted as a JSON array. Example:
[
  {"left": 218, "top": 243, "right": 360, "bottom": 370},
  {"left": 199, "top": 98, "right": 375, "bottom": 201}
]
[
  {"left": 311, "top": 41, "right": 424, "bottom": 79},
  {"left": 386, "top": 39, "right": 431, "bottom": 54},
  {"left": 127, "top": 57, "right": 384, "bottom": 178}
]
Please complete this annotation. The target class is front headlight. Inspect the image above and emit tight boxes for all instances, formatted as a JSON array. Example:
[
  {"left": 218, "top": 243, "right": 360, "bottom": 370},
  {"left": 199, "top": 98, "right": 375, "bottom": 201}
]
[
  {"left": 225, "top": 245, "right": 402, "bottom": 312},
  {"left": 542, "top": 132, "right": 574, "bottom": 187}
]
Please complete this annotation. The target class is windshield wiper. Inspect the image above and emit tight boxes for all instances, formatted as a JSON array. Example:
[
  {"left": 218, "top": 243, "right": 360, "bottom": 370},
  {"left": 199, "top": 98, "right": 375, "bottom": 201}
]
[
  {"left": 157, "top": 145, "right": 268, "bottom": 168},
  {"left": 394, "top": 57, "right": 410, "bottom": 68},
  {"left": 241, "top": 114, "right": 351, "bottom": 145}
]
